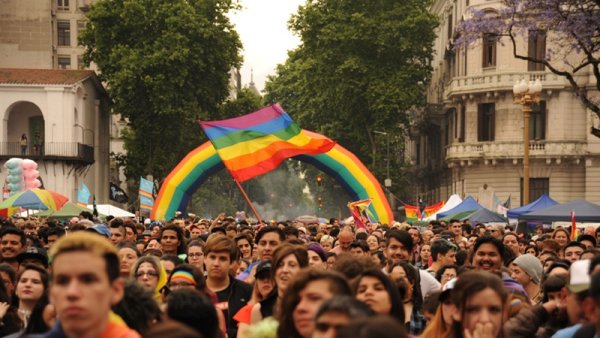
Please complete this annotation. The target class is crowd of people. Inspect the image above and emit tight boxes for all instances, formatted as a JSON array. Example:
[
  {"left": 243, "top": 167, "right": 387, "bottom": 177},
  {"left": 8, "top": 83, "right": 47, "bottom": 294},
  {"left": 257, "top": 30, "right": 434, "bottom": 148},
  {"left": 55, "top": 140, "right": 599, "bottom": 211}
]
[{"left": 0, "top": 212, "right": 599, "bottom": 338}]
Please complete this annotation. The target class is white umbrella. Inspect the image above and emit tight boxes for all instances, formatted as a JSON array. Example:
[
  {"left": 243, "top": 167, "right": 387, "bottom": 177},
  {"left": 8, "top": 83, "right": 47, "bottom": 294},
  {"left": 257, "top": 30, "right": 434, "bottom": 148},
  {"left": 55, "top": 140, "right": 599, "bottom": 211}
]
[{"left": 87, "top": 204, "right": 135, "bottom": 218}]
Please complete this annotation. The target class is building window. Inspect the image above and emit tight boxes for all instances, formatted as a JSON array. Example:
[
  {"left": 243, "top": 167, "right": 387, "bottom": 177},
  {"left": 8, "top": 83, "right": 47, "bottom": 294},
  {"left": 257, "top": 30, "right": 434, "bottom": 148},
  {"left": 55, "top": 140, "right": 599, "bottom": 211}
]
[
  {"left": 528, "top": 30, "right": 546, "bottom": 71},
  {"left": 58, "top": 55, "right": 71, "bottom": 69},
  {"left": 530, "top": 100, "right": 546, "bottom": 140},
  {"left": 57, "top": 0, "right": 69, "bottom": 10},
  {"left": 77, "top": 55, "right": 85, "bottom": 70},
  {"left": 447, "top": 14, "right": 453, "bottom": 40},
  {"left": 521, "top": 177, "right": 549, "bottom": 205},
  {"left": 57, "top": 20, "right": 71, "bottom": 46},
  {"left": 77, "top": 21, "right": 85, "bottom": 46},
  {"left": 459, "top": 105, "right": 465, "bottom": 142},
  {"left": 482, "top": 34, "right": 497, "bottom": 68},
  {"left": 477, "top": 103, "right": 495, "bottom": 141}
]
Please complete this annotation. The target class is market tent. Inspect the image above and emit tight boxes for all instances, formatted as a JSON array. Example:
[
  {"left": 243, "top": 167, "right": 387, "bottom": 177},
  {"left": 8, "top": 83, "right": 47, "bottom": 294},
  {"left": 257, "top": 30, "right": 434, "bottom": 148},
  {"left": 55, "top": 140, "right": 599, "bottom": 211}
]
[
  {"left": 463, "top": 208, "right": 507, "bottom": 223},
  {"left": 520, "top": 200, "right": 600, "bottom": 222},
  {"left": 35, "top": 202, "right": 105, "bottom": 219},
  {"left": 423, "top": 194, "right": 462, "bottom": 221},
  {"left": 507, "top": 193, "right": 558, "bottom": 219},
  {"left": 440, "top": 210, "right": 476, "bottom": 222},
  {"left": 88, "top": 204, "right": 135, "bottom": 218},
  {"left": 436, "top": 196, "right": 482, "bottom": 220}
]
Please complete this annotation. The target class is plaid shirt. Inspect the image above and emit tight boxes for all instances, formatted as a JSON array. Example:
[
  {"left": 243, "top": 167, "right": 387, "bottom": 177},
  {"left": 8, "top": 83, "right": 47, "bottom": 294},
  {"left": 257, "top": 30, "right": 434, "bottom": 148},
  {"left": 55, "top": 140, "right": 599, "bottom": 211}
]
[{"left": 407, "top": 306, "right": 427, "bottom": 336}]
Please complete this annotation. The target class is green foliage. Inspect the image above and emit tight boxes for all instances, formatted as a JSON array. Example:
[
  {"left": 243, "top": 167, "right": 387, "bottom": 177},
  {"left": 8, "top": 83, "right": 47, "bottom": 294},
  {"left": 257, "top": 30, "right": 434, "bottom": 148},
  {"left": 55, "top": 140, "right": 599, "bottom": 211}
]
[
  {"left": 264, "top": 0, "right": 438, "bottom": 200},
  {"left": 80, "top": 0, "right": 242, "bottom": 181}
]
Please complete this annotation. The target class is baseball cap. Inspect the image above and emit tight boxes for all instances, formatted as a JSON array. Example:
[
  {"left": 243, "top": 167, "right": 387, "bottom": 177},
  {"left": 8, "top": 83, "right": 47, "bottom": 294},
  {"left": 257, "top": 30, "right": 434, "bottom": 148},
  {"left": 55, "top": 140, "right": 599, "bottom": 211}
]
[
  {"left": 86, "top": 224, "right": 111, "bottom": 238},
  {"left": 17, "top": 246, "right": 48, "bottom": 268},
  {"left": 567, "top": 259, "right": 591, "bottom": 293},
  {"left": 255, "top": 261, "right": 272, "bottom": 279}
]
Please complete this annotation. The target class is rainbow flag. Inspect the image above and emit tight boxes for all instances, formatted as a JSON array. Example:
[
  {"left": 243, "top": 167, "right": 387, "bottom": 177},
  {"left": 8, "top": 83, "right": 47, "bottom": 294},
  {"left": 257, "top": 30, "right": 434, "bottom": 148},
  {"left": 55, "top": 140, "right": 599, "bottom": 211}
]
[
  {"left": 348, "top": 199, "right": 375, "bottom": 230},
  {"left": 423, "top": 201, "right": 444, "bottom": 219},
  {"left": 139, "top": 177, "right": 154, "bottom": 213},
  {"left": 199, "top": 104, "right": 335, "bottom": 182},
  {"left": 404, "top": 201, "right": 444, "bottom": 222}
]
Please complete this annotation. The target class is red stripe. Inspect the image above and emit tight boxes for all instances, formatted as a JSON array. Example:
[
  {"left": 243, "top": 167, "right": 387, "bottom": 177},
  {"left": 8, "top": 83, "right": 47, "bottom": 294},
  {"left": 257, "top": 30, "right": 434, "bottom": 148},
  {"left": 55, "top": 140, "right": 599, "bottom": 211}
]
[{"left": 200, "top": 104, "right": 284, "bottom": 130}]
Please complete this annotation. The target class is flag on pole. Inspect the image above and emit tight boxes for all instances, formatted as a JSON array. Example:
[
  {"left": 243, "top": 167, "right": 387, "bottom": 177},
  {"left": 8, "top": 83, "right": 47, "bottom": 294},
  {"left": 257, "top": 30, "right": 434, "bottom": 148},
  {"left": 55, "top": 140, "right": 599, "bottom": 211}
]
[
  {"left": 571, "top": 209, "right": 577, "bottom": 240},
  {"left": 77, "top": 183, "right": 91, "bottom": 207},
  {"left": 199, "top": 104, "right": 336, "bottom": 182},
  {"left": 139, "top": 177, "right": 154, "bottom": 213},
  {"left": 348, "top": 199, "right": 374, "bottom": 230},
  {"left": 109, "top": 183, "right": 129, "bottom": 204}
]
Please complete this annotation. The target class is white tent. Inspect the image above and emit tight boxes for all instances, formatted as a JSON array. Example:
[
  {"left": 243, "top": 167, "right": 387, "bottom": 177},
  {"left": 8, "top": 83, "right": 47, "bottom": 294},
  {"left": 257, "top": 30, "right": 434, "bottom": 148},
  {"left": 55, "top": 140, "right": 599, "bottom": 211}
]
[
  {"left": 422, "top": 194, "right": 463, "bottom": 221},
  {"left": 87, "top": 204, "right": 135, "bottom": 218}
]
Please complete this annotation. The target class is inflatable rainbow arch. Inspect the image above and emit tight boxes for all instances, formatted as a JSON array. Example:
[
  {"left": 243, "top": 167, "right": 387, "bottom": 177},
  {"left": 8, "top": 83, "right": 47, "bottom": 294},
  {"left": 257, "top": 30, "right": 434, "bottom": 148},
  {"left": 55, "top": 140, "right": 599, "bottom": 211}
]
[{"left": 151, "top": 131, "right": 394, "bottom": 225}]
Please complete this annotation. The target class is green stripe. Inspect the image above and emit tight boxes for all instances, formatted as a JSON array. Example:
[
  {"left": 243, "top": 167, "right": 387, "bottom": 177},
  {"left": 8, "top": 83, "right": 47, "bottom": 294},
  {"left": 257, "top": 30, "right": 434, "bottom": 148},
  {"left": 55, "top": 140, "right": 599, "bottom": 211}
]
[{"left": 211, "top": 123, "right": 301, "bottom": 149}]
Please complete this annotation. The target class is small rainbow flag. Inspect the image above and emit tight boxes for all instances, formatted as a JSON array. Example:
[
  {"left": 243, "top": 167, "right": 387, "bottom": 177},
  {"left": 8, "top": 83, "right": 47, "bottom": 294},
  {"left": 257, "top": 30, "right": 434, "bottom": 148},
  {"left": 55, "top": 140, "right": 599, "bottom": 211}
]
[
  {"left": 139, "top": 177, "right": 154, "bottom": 213},
  {"left": 200, "top": 104, "right": 335, "bottom": 182}
]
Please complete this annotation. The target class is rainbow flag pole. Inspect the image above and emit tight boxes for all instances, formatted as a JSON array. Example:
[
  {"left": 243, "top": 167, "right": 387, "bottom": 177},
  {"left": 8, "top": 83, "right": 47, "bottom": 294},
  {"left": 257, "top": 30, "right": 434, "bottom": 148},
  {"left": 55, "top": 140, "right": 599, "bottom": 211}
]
[{"left": 200, "top": 104, "right": 335, "bottom": 225}]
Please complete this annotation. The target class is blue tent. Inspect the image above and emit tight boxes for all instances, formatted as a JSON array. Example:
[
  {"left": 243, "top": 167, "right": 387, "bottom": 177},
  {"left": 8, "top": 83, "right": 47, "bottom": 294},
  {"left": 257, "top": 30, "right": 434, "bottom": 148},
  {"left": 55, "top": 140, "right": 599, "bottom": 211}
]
[
  {"left": 436, "top": 196, "right": 482, "bottom": 220},
  {"left": 507, "top": 193, "right": 558, "bottom": 219},
  {"left": 520, "top": 200, "right": 600, "bottom": 222},
  {"left": 463, "top": 208, "right": 507, "bottom": 224}
]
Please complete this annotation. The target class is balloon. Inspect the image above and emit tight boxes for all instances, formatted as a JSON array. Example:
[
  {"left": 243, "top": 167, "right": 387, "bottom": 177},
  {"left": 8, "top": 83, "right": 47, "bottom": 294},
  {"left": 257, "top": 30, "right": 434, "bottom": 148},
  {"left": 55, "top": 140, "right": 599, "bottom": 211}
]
[
  {"left": 8, "top": 183, "right": 21, "bottom": 191},
  {"left": 8, "top": 168, "right": 22, "bottom": 175},
  {"left": 25, "top": 180, "right": 41, "bottom": 189},
  {"left": 4, "top": 158, "right": 23, "bottom": 169},
  {"left": 23, "top": 170, "right": 40, "bottom": 180},
  {"left": 21, "top": 159, "right": 38, "bottom": 170},
  {"left": 6, "top": 176, "right": 22, "bottom": 184}
]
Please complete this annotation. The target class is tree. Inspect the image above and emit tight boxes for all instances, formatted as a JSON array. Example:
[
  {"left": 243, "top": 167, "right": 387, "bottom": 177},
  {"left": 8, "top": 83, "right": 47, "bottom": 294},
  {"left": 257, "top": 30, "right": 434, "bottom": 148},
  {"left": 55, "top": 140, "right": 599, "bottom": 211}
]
[
  {"left": 80, "top": 0, "right": 242, "bottom": 183},
  {"left": 264, "top": 0, "right": 438, "bottom": 198},
  {"left": 455, "top": 0, "right": 600, "bottom": 137}
]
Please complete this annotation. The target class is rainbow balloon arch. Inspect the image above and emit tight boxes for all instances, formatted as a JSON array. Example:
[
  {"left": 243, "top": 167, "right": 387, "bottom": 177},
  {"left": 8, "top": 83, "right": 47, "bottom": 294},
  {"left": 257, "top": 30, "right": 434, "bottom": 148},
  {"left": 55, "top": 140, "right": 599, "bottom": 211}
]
[{"left": 151, "top": 130, "right": 394, "bottom": 225}]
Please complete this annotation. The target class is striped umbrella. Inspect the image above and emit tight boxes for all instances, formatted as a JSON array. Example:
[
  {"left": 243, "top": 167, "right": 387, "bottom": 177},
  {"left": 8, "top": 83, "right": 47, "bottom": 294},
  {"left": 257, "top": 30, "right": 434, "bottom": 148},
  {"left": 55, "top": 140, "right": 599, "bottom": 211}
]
[{"left": 0, "top": 188, "right": 69, "bottom": 211}]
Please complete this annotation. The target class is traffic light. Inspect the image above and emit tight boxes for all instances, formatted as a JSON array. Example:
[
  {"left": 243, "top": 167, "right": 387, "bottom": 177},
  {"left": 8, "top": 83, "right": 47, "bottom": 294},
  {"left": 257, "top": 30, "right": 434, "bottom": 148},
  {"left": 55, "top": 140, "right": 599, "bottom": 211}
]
[{"left": 316, "top": 175, "right": 323, "bottom": 186}]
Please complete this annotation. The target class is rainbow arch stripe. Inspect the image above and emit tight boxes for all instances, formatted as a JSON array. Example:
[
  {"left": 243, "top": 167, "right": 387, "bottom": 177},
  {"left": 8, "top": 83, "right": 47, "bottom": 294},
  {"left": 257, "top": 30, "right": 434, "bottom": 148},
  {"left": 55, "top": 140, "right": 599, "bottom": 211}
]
[{"left": 151, "top": 131, "right": 394, "bottom": 224}]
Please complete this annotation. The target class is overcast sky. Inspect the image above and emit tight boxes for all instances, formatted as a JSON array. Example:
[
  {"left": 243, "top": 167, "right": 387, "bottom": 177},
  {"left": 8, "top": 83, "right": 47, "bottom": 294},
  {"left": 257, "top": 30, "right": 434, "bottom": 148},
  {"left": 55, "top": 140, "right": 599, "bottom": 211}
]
[{"left": 229, "top": 0, "right": 305, "bottom": 93}]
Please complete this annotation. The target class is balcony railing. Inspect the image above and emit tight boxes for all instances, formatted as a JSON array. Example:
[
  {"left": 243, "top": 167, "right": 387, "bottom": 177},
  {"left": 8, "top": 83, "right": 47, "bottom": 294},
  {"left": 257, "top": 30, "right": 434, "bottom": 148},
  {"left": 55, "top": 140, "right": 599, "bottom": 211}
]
[
  {"left": 0, "top": 142, "right": 94, "bottom": 164},
  {"left": 445, "top": 140, "right": 586, "bottom": 161},
  {"left": 443, "top": 71, "right": 565, "bottom": 99}
]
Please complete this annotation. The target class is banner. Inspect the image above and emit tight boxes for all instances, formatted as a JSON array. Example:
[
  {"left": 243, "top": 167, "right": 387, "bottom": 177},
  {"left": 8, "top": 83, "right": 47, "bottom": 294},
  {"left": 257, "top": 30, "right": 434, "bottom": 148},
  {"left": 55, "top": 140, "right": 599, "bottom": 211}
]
[
  {"left": 109, "top": 183, "right": 129, "bottom": 204},
  {"left": 139, "top": 177, "right": 154, "bottom": 213},
  {"left": 77, "top": 183, "right": 91, "bottom": 207}
]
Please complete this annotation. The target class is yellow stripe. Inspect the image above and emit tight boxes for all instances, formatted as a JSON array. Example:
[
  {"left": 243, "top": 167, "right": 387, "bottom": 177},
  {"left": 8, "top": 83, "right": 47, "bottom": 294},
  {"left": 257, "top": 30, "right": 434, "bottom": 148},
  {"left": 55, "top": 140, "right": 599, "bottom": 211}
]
[
  {"left": 328, "top": 147, "right": 389, "bottom": 224},
  {"left": 216, "top": 132, "right": 314, "bottom": 161}
]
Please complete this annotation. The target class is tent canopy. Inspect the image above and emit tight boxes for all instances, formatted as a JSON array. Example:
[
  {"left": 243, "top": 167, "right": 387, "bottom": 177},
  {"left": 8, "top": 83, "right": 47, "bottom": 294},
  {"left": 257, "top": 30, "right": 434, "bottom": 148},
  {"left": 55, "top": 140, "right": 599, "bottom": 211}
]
[
  {"left": 440, "top": 210, "right": 476, "bottom": 222},
  {"left": 507, "top": 193, "right": 558, "bottom": 219},
  {"left": 35, "top": 202, "right": 104, "bottom": 219},
  {"left": 520, "top": 200, "right": 600, "bottom": 222},
  {"left": 88, "top": 204, "right": 135, "bottom": 218},
  {"left": 423, "top": 194, "right": 462, "bottom": 221},
  {"left": 463, "top": 208, "right": 507, "bottom": 224},
  {"left": 436, "top": 196, "right": 482, "bottom": 220}
]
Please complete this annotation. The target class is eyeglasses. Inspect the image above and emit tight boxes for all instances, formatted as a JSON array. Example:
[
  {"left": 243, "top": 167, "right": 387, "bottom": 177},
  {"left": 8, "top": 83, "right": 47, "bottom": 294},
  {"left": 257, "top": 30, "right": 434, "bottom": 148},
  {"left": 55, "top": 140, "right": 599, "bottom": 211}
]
[
  {"left": 188, "top": 253, "right": 203, "bottom": 258},
  {"left": 135, "top": 271, "right": 158, "bottom": 278}
]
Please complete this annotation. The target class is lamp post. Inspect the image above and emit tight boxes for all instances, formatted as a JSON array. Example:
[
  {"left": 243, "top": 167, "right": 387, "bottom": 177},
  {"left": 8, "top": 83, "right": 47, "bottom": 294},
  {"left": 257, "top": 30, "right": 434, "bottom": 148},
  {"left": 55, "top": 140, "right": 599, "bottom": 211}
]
[
  {"left": 373, "top": 130, "right": 391, "bottom": 187},
  {"left": 513, "top": 79, "right": 542, "bottom": 205}
]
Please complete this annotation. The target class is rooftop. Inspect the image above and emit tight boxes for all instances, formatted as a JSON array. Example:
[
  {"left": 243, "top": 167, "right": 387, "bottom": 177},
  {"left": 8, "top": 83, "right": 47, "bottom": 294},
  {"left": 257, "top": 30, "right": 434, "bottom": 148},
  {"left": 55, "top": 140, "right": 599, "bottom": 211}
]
[{"left": 0, "top": 68, "right": 96, "bottom": 86}]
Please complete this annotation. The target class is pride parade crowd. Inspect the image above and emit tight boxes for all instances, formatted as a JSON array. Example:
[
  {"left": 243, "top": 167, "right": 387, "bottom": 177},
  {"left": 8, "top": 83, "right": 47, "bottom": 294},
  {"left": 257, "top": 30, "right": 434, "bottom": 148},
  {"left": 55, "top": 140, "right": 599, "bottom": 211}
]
[{"left": 0, "top": 213, "right": 599, "bottom": 338}]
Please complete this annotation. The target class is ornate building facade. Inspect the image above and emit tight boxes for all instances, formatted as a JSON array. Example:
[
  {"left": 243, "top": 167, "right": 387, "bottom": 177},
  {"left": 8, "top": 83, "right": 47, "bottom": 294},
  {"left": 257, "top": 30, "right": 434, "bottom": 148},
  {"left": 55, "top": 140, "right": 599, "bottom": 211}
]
[{"left": 407, "top": 0, "right": 600, "bottom": 208}]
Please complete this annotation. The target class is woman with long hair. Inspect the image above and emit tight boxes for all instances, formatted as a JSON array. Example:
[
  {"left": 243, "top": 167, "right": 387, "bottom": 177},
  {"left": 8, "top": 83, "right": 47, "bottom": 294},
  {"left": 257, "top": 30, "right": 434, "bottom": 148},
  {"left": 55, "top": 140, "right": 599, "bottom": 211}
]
[
  {"left": 131, "top": 256, "right": 167, "bottom": 302},
  {"left": 277, "top": 269, "right": 351, "bottom": 338},
  {"left": 389, "top": 261, "right": 426, "bottom": 335},
  {"left": 250, "top": 244, "right": 308, "bottom": 324},
  {"left": 236, "top": 261, "right": 274, "bottom": 338},
  {"left": 421, "top": 278, "right": 457, "bottom": 338},
  {"left": 448, "top": 271, "right": 508, "bottom": 338},
  {"left": 354, "top": 269, "right": 405, "bottom": 324},
  {"left": 12, "top": 264, "right": 49, "bottom": 332}
]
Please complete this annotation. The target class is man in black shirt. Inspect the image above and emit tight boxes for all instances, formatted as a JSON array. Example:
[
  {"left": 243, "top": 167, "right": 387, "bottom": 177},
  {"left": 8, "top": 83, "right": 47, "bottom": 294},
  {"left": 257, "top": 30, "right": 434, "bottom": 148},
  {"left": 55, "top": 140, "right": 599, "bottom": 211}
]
[{"left": 205, "top": 235, "right": 252, "bottom": 338}]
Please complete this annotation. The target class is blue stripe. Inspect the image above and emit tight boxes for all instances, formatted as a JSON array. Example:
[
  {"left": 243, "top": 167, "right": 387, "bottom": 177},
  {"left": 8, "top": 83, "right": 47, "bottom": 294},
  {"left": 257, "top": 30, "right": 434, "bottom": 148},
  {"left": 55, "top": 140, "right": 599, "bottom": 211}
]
[{"left": 204, "top": 113, "right": 292, "bottom": 140}]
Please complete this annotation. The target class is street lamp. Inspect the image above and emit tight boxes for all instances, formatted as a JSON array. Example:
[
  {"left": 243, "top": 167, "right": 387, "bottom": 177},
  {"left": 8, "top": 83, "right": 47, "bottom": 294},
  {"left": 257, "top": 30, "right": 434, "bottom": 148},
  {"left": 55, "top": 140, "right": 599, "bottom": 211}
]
[{"left": 513, "top": 79, "right": 542, "bottom": 205}]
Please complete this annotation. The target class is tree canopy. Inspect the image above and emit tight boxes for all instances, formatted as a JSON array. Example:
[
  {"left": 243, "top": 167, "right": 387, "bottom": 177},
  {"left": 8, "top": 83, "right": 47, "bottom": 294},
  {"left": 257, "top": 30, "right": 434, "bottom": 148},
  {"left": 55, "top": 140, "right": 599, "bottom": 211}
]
[
  {"left": 264, "top": 0, "right": 438, "bottom": 198},
  {"left": 80, "top": 0, "right": 242, "bottom": 182},
  {"left": 455, "top": 0, "right": 600, "bottom": 137}
]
